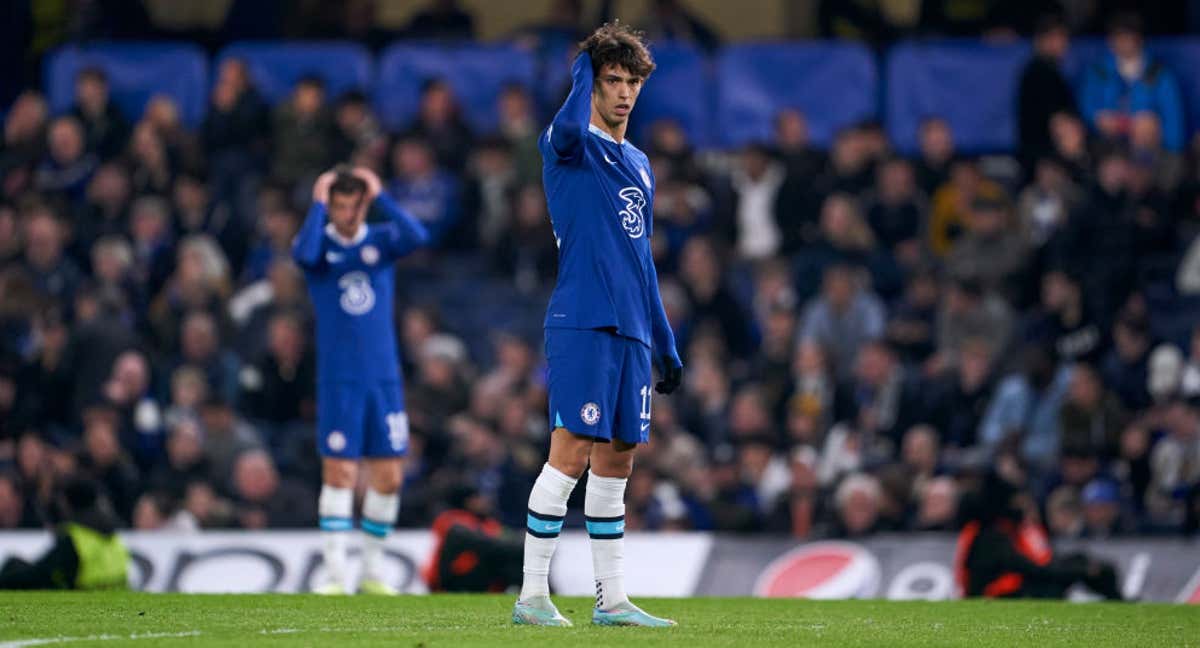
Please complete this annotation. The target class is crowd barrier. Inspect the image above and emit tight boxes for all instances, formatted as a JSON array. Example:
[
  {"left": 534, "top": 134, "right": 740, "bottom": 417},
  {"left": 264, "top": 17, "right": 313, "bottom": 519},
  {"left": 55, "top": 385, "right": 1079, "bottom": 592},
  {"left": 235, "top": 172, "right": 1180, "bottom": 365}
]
[{"left": 2, "top": 530, "right": 1196, "bottom": 602}]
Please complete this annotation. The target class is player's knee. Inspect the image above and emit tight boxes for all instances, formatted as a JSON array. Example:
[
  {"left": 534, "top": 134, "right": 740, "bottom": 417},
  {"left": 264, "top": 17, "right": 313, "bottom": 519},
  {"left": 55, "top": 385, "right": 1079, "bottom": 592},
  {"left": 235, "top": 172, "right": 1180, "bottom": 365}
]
[
  {"left": 322, "top": 459, "right": 357, "bottom": 488},
  {"left": 549, "top": 453, "right": 589, "bottom": 479},
  {"left": 590, "top": 455, "right": 634, "bottom": 479}
]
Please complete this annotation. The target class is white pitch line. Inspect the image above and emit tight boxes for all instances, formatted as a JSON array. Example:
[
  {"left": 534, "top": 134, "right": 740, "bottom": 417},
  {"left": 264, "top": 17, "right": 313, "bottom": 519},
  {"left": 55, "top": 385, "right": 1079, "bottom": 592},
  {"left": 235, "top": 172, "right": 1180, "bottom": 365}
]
[{"left": 0, "top": 631, "right": 201, "bottom": 648}]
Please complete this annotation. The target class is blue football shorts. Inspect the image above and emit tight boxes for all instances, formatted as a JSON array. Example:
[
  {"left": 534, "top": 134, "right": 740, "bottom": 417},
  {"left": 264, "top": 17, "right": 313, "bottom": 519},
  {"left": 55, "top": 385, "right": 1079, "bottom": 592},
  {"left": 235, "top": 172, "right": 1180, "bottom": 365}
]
[
  {"left": 316, "top": 380, "right": 409, "bottom": 458},
  {"left": 545, "top": 327, "right": 653, "bottom": 444}
]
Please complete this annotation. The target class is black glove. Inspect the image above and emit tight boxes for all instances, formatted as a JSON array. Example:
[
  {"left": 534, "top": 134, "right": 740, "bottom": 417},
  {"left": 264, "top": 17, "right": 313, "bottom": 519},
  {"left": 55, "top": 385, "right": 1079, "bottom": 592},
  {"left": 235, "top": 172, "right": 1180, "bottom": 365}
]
[{"left": 655, "top": 356, "right": 682, "bottom": 394}]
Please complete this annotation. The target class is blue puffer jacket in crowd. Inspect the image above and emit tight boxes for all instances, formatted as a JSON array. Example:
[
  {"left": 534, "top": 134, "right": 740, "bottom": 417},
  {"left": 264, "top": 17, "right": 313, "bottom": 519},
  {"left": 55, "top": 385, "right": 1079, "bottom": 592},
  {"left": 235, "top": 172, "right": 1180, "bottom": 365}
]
[{"left": 1080, "top": 50, "right": 1186, "bottom": 151}]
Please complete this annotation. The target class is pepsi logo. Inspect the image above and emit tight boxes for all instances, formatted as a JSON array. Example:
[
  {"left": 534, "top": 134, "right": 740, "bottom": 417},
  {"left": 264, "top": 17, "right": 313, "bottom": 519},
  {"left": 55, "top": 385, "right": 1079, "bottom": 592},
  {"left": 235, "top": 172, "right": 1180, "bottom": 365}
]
[{"left": 753, "top": 541, "right": 882, "bottom": 599}]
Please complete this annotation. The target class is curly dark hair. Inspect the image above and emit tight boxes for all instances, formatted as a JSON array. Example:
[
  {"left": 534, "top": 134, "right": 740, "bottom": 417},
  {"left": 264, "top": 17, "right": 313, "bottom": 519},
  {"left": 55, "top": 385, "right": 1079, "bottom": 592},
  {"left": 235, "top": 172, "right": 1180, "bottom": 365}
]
[{"left": 580, "top": 21, "right": 656, "bottom": 79}]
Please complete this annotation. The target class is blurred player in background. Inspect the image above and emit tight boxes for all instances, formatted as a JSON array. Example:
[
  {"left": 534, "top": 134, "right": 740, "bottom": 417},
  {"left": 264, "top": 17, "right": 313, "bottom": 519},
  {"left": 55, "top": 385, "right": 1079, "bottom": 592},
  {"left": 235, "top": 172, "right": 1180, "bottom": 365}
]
[
  {"left": 513, "top": 23, "right": 682, "bottom": 627},
  {"left": 292, "top": 165, "right": 429, "bottom": 595}
]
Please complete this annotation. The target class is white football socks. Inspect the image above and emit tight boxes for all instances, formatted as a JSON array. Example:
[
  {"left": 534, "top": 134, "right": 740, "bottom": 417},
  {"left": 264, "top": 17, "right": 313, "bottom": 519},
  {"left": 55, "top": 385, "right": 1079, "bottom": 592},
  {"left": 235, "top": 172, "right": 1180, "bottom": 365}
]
[
  {"left": 585, "top": 471, "right": 628, "bottom": 611},
  {"left": 318, "top": 485, "right": 354, "bottom": 588},
  {"left": 520, "top": 463, "right": 578, "bottom": 601},
  {"left": 361, "top": 489, "right": 399, "bottom": 582}
]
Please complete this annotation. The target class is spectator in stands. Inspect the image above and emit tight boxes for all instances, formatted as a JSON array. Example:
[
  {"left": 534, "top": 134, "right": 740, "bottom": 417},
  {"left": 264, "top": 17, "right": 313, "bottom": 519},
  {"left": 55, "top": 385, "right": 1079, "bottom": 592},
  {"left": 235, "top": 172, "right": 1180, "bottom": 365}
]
[
  {"left": 127, "top": 122, "right": 173, "bottom": 196},
  {"left": 22, "top": 203, "right": 82, "bottom": 305},
  {"left": 1082, "top": 12, "right": 1184, "bottom": 151},
  {"left": 496, "top": 84, "right": 541, "bottom": 188},
  {"left": 935, "top": 279, "right": 1013, "bottom": 369},
  {"left": 914, "top": 117, "right": 955, "bottom": 197},
  {"left": 981, "top": 345, "right": 1071, "bottom": 470},
  {"left": 795, "top": 193, "right": 898, "bottom": 301},
  {"left": 773, "top": 109, "right": 826, "bottom": 191},
  {"left": 728, "top": 143, "right": 785, "bottom": 261},
  {"left": 678, "top": 237, "right": 756, "bottom": 359},
  {"left": 832, "top": 472, "right": 883, "bottom": 537},
  {"left": 127, "top": 195, "right": 175, "bottom": 298},
  {"left": 271, "top": 76, "right": 333, "bottom": 188},
  {"left": 407, "top": 79, "right": 474, "bottom": 173},
  {"left": 886, "top": 268, "right": 939, "bottom": 364},
  {"left": 925, "top": 337, "right": 998, "bottom": 452},
  {"left": 70, "top": 67, "right": 130, "bottom": 161},
  {"left": 866, "top": 157, "right": 923, "bottom": 267},
  {"left": 1102, "top": 315, "right": 1154, "bottom": 411},
  {"left": 1060, "top": 362, "right": 1126, "bottom": 461},
  {"left": 390, "top": 135, "right": 462, "bottom": 246},
  {"left": 99, "top": 349, "right": 163, "bottom": 468},
  {"left": 36, "top": 116, "right": 97, "bottom": 201},
  {"left": 154, "top": 234, "right": 231, "bottom": 334},
  {"left": 76, "top": 406, "right": 140, "bottom": 525},
  {"left": 1017, "top": 14, "right": 1077, "bottom": 171},
  {"left": 1063, "top": 147, "right": 1138, "bottom": 325},
  {"left": 946, "top": 194, "right": 1028, "bottom": 300},
  {"left": 1129, "top": 112, "right": 1183, "bottom": 195},
  {"left": 1080, "top": 478, "right": 1127, "bottom": 538},
  {"left": 928, "top": 157, "right": 1006, "bottom": 258},
  {"left": 143, "top": 95, "right": 201, "bottom": 175},
  {"left": 491, "top": 184, "right": 557, "bottom": 294},
  {"left": 239, "top": 311, "right": 315, "bottom": 427},
  {"left": 330, "top": 90, "right": 386, "bottom": 168},
  {"left": 839, "top": 340, "right": 925, "bottom": 448},
  {"left": 176, "top": 310, "right": 241, "bottom": 406},
  {"left": 203, "top": 58, "right": 269, "bottom": 222},
  {"left": 799, "top": 264, "right": 885, "bottom": 379},
  {"left": 1181, "top": 326, "right": 1200, "bottom": 399},
  {"left": 1147, "top": 399, "right": 1200, "bottom": 527},
  {"left": 405, "top": 0, "right": 475, "bottom": 40},
  {"left": 75, "top": 163, "right": 132, "bottom": 257},
  {"left": 231, "top": 448, "right": 315, "bottom": 529},
  {"left": 1049, "top": 112, "right": 1094, "bottom": 183},
  {"left": 639, "top": 0, "right": 720, "bottom": 52},
  {"left": 1022, "top": 269, "right": 1104, "bottom": 365},
  {"left": 147, "top": 416, "right": 211, "bottom": 500},
  {"left": 1, "top": 91, "right": 49, "bottom": 196},
  {"left": 199, "top": 395, "right": 261, "bottom": 491},
  {"left": 913, "top": 476, "right": 958, "bottom": 531},
  {"left": 1016, "top": 156, "right": 1082, "bottom": 256}
]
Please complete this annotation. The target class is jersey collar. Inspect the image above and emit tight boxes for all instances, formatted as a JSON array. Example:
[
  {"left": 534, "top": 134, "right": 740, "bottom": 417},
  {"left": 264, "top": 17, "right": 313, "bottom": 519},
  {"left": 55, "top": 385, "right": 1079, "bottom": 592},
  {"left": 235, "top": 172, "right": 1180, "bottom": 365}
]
[
  {"left": 589, "top": 123, "right": 626, "bottom": 146},
  {"left": 325, "top": 222, "right": 368, "bottom": 247}
]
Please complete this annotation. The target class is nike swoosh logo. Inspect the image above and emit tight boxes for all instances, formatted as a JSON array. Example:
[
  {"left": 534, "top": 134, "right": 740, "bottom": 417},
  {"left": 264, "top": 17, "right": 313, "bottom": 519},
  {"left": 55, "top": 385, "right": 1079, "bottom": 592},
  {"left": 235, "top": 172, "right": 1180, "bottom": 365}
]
[
  {"left": 604, "top": 154, "right": 617, "bottom": 165},
  {"left": 325, "top": 252, "right": 344, "bottom": 263},
  {"left": 640, "top": 423, "right": 650, "bottom": 431}
]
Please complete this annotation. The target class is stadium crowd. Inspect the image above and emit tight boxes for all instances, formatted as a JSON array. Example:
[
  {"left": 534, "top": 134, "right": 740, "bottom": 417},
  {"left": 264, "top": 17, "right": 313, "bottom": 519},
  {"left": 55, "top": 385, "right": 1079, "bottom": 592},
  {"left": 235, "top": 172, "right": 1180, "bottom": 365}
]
[{"left": 1, "top": 4, "right": 1200, "bottom": 544}]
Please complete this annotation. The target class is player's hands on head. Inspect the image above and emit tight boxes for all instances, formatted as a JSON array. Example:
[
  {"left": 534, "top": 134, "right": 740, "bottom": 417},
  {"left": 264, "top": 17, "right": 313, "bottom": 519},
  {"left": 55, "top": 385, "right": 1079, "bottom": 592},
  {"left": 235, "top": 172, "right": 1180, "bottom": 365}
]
[
  {"left": 312, "top": 169, "right": 338, "bottom": 204},
  {"left": 353, "top": 166, "right": 383, "bottom": 200},
  {"left": 655, "top": 356, "right": 682, "bottom": 394}
]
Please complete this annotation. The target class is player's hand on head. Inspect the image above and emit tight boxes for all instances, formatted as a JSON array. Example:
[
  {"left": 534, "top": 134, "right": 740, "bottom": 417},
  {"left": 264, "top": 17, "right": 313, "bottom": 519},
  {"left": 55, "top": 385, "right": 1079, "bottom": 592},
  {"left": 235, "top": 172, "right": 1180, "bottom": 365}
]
[
  {"left": 655, "top": 356, "right": 682, "bottom": 394},
  {"left": 353, "top": 166, "right": 383, "bottom": 200},
  {"left": 313, "top": 170, "right": 338, "bottom": 204}
]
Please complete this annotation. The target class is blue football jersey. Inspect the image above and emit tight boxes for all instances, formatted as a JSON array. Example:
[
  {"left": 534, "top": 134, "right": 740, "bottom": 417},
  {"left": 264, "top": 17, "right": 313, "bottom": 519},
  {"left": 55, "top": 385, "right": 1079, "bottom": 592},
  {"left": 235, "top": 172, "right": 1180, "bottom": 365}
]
[
  {"left": 540, "top": 52, "right": 680, "bottom": 366},
  {"left": 292, "top": 193, "right": 429, "bottom": 382}
]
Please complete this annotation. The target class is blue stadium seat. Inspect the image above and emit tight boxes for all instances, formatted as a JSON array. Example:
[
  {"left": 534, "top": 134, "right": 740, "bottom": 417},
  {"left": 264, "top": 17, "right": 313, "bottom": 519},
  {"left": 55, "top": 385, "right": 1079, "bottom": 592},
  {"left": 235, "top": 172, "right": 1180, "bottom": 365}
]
[
  {"left": 375, "top": 43, "right": 536, "bottom": 134},
  {"left": 216, "top": 41, "right": 373, "bottom": 106},
  {"left": 44, "top": 42, "right": 209, "bottom": 127},
  {"left": 716, "top": 42, "right": 877, "bottom": 149},
  {"left": 628, "top": 43, "right": 711, "bottom": 147},
  {"left": 886, "top": 40, "right": 1030, "bottom": 154}
]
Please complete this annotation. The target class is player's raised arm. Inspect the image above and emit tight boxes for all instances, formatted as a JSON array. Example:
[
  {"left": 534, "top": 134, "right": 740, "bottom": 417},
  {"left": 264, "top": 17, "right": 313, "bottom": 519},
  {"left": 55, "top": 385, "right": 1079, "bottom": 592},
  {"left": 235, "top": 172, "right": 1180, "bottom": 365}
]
[
  {"left": 355, "top": 166, "right": 429, "bottom": 258},
  {"left": 292, "top": 170, "right": 338, "bottom": 268},
  {"left": 547, "top": 51, "right": 594, "bottom": 162}
]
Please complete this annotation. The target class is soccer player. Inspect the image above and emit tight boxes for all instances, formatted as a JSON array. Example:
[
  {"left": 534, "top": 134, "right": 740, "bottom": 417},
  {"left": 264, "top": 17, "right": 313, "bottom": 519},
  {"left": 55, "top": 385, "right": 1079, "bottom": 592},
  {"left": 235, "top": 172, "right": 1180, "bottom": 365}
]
[
  {"left": 292, "top": 165, "right": 429, "bottom": 595},
  {"left": 512, "top": 23, "right": 682, "bottom": 627}
]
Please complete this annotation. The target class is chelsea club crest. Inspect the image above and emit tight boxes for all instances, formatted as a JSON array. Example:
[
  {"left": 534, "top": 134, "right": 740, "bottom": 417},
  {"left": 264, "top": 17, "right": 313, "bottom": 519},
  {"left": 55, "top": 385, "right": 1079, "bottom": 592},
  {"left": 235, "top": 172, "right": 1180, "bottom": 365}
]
[{"left": 581, "top": 402, "right": 601, "bottom": 426}]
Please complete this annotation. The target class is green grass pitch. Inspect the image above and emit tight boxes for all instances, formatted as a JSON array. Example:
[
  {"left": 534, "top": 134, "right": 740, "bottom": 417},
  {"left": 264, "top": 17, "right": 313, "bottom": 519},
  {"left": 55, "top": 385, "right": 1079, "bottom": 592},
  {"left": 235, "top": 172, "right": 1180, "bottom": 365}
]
[{"left": 0, "top": 593, "right": 1196, "bottom": 647}]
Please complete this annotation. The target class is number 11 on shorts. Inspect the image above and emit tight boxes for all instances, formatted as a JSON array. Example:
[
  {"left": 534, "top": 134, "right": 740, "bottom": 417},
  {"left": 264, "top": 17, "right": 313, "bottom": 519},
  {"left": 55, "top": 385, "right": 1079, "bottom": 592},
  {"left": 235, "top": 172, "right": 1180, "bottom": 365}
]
[{"left": 639, "top": 384, "right": 652, "bottom": 421}]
